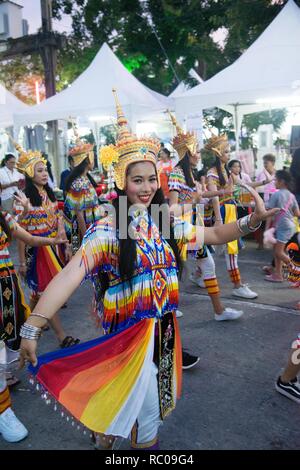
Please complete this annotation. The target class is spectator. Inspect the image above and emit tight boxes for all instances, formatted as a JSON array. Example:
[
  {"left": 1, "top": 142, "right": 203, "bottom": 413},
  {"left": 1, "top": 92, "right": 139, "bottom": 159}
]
[
  {"left": 157, "top": 148, "right": 174, "bottom": 202},
  {"left": 265, "top": 170, "right": 300, "bottom": 282},
  {"left": 256, "top": 154, "right": 277, "bottom": 203},
  {"left": 0, "top": 154, "right": 24, "bottom": 213}
]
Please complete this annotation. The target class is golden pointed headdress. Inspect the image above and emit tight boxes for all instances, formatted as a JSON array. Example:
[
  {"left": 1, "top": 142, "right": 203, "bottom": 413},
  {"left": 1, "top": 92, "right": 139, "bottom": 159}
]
[
  {"left": 169, "top": 111, "right": 197, "bottom": 160},
  {"left": 7, "top": 135, "right": 46, "bottom": 178},
  {"left": 205, "top": 133, "right": 229, "bottom": 158},
  {"left": 68, "top": 120, "right": 94, "bottom": 167},
  {"left": 99, "top": 88, "right": 160, "bottom": 193}
]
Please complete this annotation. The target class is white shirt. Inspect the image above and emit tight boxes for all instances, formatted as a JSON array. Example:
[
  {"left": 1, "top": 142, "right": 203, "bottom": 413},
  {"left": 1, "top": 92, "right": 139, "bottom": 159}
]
[{"left": 0, "top": 167, "right": 24, "bottom": 201}]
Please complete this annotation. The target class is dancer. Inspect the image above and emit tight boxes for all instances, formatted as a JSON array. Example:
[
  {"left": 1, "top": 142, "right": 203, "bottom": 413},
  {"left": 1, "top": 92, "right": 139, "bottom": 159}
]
[
  {"left": 19, "top": 90, "right": 276, "bottom": 450},
  {"left": 168, "top": 116, "right": 243, "bottom": 321},
  {"left": 64, "top": 134, "right": 101, "bottom": 255},
  {"left": 0, "top": 202, "right": 67, "bottom": 443},
  {"left": 13, "top": 143, "right": 79, "bottom": 349},
  {"left": 206, "top": 134, "right": 258, "bottom": 299}
]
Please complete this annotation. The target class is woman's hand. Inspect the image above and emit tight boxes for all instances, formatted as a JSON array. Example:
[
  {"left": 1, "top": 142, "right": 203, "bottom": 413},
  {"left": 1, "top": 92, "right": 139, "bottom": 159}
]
[
  {"left": 239, "top": 183, "right": 279, "bottom": 227},
  {"left": 53, "top": 217, "right": 68, "bottom": 245},
  {"left": 193, "top": 181, "right": 203, "bottom": 203},
  {"left": 14, "top": 191, "right": 31, "bottom": 211},
  {"left": 19, "top": 338, "right": 38, "bottom": 368}
]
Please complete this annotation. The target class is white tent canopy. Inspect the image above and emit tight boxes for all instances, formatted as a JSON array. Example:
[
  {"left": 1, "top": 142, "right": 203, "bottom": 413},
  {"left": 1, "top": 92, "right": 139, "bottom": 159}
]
[
  {"left": 175, "top": 0, "right": 300, "bottom": 140},
  {"left": 14, "top": 43, "right": 171, "bottom": 128},
  {"left": 0, "top": 83, "right": 29, "bottom": 128}
]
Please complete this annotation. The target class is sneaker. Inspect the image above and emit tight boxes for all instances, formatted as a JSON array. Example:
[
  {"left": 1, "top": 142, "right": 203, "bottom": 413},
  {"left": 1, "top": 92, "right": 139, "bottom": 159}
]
[
  {"left": 182, "top": 350, "right": 200, "bottom": 370},
  {"left": 0, "top": 407, "right": 28, "bottom": 443},
  {"left": 189, "top": 273, "right": 205, "bottom": 288},
  {"left": 275, "top": 376, "right": 300, "bottom": 404},
  {"left": 215, "top": 307, "right": 244, "bottom": 321},
  {"left": 175, "top": 309, "right": 184, "bottom": 318},
  {"left": 232, "top": 284, "right": 258, "bottom": 299}
]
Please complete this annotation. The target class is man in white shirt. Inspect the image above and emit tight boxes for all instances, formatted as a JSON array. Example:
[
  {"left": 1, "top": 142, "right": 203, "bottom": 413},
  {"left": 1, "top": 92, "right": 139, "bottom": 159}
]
[{"left": 0, "top": 154, "right": 24, "bottom": 213}]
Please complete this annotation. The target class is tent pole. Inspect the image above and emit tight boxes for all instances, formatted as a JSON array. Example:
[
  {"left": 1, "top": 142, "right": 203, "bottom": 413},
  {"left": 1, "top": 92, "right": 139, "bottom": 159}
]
[{"left": 234, "top": 104, "right": 240, "bottom": 154}]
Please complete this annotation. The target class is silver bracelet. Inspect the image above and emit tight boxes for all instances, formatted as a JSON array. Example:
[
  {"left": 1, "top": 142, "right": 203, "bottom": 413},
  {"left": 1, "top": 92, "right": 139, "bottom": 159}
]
[
  {"left": 20, "top": 323, "right": 42, "bottom": 341},
  {"left": 236, "top": 214, "right": 261, "bottom": 235},
  {"left": 30, "top": 313, "right": 49, "bottom": 323}
]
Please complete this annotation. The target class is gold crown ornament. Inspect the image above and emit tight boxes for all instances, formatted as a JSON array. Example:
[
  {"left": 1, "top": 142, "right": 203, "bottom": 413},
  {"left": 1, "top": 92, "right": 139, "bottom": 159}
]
[
  {"left": 204, "top": 133, "right": 229, "bottom": 158},
  {"left": 168, "top": 112, "right": 198, "bottom": 160},
  {"left": 7, "top": 134, "right": 46, "bottom": 178},
  {"left": 68, "top": 121, "right": 94, "bottom": 167},
  {"left": 99, "top": 88, "right": 160, "bottom": 199}
]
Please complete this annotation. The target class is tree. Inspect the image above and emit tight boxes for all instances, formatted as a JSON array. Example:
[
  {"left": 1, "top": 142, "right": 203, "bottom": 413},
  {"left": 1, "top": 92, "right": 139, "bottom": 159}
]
[{"left": 240, "top": 108, "right": 288, "bottom": 149}]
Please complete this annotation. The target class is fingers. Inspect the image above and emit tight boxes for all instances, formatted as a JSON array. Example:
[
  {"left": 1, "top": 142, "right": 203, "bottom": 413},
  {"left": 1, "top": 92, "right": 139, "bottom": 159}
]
[{"left": 19, "top": 351, "right": 38, "bottom": 369}]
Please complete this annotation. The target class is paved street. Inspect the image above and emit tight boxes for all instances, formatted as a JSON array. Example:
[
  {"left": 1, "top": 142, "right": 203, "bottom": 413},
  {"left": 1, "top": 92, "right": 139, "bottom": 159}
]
[{"left": 2, "top": 240, "right": 300, "bottom": 450}]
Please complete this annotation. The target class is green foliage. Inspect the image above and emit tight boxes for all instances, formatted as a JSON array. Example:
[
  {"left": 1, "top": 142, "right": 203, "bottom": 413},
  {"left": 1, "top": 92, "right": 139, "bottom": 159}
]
[{"left": 242, "top": 109, "right": 288, "bottom": 133}]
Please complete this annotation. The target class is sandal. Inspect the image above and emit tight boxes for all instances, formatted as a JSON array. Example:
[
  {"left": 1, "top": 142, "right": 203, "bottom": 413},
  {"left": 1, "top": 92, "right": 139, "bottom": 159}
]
[
  {"left": 92, "top": 432, "right": 116, "bottom": 450},
  {"left": 6, "top": 373, "right": 21, "bottom": 389},
  {"left": 264, "top": 274, "right": 283, "bottom": 283},
  {"left": 262, "top": 265, "right": 273, "bottom": 275},
  {"left": 60, "top": 336, "right": 80, "bottom": 348}
]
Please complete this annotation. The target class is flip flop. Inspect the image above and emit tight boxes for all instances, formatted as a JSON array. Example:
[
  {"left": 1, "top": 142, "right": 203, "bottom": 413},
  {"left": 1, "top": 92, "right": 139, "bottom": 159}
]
[
  {"left": 6, "top": 373, "right": 21, "bottom": 388},
  {"left": 265, "top": 274, "right": 283, "bottom": 283}
]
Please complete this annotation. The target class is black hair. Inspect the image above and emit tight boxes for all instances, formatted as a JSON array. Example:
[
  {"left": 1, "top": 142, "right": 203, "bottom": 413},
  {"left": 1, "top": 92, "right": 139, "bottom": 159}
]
[
  {"left": 1, "top": 154, "right": 16, "bottom": 167},
  {"left": 65, "top": 157, "right": 97, "bottom": 192},
  {"left": 228, "top": 159, "right": 242, "bottom": 177},
  {"left": 176, "top": 152, "right": 195, "bottom": 188},
  {"left": 97, "top": 165, "right": 182, "bottom": 309},
  {"left": 215, "top": 156, "right": 229, "bottom": 187},
  {"left": 263, "top": 153, "right": 276, "bottom": 164},
  {"left": 160, "top": 148, "right": 171, "bottom": 158},
  {"left": 0, "top": 211, "right": 12, "bottom": 242},
  {"left": 276, "top": 170, "right": 292, "bottom": 189},
  {"left": 24, "top": 176, "right": 56, "bottom": 206}
]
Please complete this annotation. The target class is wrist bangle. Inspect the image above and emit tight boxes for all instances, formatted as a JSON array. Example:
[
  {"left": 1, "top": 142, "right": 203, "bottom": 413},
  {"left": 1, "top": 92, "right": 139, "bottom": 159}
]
[
  {"left": 29, "top": 313, "right": 49, "bottom": 323},
  {"left": 19, "top": 262, "right": 26, "bottom": 267},
  {"left": 236, "top": 214, "right": 261, "bottom": 235},
  {"left": 247, "top": 213, "right": 262, "bottom": 231},
  {"left": 20, "top": 323, "right": 42, "bottom": 341}
]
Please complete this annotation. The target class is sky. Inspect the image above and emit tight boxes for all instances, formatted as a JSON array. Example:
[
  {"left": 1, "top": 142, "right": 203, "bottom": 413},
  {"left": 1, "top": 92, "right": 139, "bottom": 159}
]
[{"left": 16, "top": 0, "right": 72, "bottom": 34}]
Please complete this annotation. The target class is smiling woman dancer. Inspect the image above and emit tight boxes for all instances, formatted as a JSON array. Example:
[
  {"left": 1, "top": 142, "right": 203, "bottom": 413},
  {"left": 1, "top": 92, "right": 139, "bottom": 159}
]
[
  {"left": 18, "top": 92, "right": 277, "bottom": 451},
  {"left": 14, "top": 145, "right": 79, "bottom": 349},
  {"left": 206, "top": 135, "right": 258, "bottom": 300}
]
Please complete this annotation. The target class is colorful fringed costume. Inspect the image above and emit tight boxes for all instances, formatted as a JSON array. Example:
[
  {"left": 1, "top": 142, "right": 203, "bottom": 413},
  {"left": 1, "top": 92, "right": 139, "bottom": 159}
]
[
  {"left": 25, "top": 89, "right": 189, "bottom": 447},
  {"left": 0, "top": 213, "right": 30, "bottom": 351},
  {"left": 168, "top": 166, "right": 220, "bottom": 296},
  {"left": 207, "top": 166, "right": 241, "bottom": 285},
  {"left": 287, "top": 233, "right": 300, "bottom": 286},
  {"left": 28, "top": 211, "right": 185, "bottom": 442},
  {"left": 19, "top": 191, "right": 65, "bottom": 299},
  {"left": 64, "top": 176, "right": 101, "bottom": 254},
  {"left": 0, "top": 213, "right": 30, "bottom": 416}
]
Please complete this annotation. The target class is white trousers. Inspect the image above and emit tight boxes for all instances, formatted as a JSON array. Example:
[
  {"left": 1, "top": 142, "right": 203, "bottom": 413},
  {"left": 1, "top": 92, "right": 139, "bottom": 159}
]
[{"left": 132, "top": 362, "right": 162, "bottom": 446}]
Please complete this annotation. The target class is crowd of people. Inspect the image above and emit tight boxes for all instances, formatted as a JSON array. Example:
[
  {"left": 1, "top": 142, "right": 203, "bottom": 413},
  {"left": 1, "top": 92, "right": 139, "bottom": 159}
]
[{"left": 0, "top": 94, "right": 299, "bottom": 449}]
